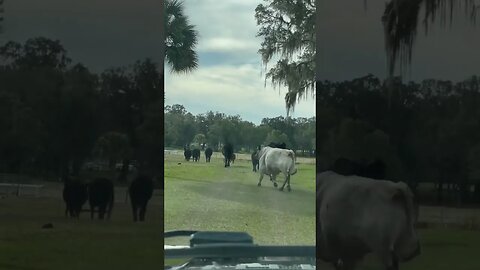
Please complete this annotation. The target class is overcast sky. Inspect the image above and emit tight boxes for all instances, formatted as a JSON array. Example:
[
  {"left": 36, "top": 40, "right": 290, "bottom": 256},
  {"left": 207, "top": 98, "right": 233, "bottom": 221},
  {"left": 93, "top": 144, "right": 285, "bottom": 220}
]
[
  {"left": 317, "top": 0, "right": 480, "bottom": 82},
  {"left": 164, "top": 0, "right": 315, "bottom": 125}
]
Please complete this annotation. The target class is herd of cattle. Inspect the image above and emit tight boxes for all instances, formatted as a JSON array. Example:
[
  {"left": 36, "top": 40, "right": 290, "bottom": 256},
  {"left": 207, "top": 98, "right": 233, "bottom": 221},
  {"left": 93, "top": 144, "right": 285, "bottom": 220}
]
[
  {"left": 183, "top": 142, "right": 297, "bottom": 191},
  {"left": 62, "top": 174, "right": 154, "bottom": 222}
]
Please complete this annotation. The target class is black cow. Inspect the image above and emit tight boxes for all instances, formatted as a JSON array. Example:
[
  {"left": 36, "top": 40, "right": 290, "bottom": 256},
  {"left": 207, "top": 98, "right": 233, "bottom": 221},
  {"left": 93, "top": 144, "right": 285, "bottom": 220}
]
[
  {"left": 129, "top": 175, "right": 154, "bottom": 222},
  {"left": 251, "top": 150, "right": 260, "bottom": 172},
  {"left": 329, "top": 157, "right": 387, "bottom": 180},
  {"left": 192, "top": 149, "right": 200, "bottom": 162},
  {"left": 205, "top": 148, "right": 213, "bottom": 162},
  {"left": 63, "top": 177, "right": 88, "bottom": 218},
  {"left": 88, "top": 178, "right": 114, "bottom": 220},
  {"left": 184, "top": 146, "right": 192, "bottom": 161},
  {"left": 222, "top": 143, "right": 234, "bottom": 167},
  {"left": 268, "top": 142, "right": 287, "bottom": 149}
]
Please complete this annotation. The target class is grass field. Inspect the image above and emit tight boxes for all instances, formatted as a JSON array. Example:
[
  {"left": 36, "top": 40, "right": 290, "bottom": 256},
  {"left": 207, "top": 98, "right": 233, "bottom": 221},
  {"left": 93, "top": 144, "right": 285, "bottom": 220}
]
[
  {"left": 0, "top": 182, "right": 163, "bottom": 270},
  {"left": 164, "top": 151, "right": 316, "bottom": 246}
]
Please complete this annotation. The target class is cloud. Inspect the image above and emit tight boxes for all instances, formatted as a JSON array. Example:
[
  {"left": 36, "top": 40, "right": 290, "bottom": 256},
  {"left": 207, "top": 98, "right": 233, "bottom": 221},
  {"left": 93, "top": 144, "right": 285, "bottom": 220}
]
[
  {"left": 199, "top": 37, "right": 259, "bottom": 53},
  {"left": 165, "top": 64, "right": 315, "bottom": 124}
]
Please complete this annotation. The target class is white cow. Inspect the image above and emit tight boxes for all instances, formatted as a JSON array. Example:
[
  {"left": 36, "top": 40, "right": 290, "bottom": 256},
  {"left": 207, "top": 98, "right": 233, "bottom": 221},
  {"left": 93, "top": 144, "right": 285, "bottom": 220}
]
[
  {"left": 257, "top": 147, "right": 297, "bottom": 191},
  {"left": 317, "top": 171, "right": 420, "bottom": 270}
]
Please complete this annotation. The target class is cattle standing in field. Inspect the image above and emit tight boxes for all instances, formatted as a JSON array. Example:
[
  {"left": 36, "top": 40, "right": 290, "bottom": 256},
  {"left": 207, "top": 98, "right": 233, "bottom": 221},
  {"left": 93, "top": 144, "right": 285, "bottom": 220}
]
[
  {"left": 257, "top": 147, "right": 297, "bottom": 191},
  {"left": 192, "top": 149, "right": 200, "bottom": 162},
  {"left": 251, "top": 150, "right": 260, "bottom": 172},
  {"left": 205, "top": 147, "right": 213, "bottom": 162},
  {"left": 268, "top": 142, "right": 287, "bottom": 149},
  {"left": 184, "top": 146, "right": 192, "bottom": 161},
  {"left": 129, "top": 175, "right": 154, "bottom": 222},
  {"left": 316, "top": 171, "right": 420, "bottom": 270},
  {"left": 88, "top": 178, "right": 114, "bottom": 220},
  {"left": 63, "top": 177, "right": 88, "bottom": 218},
  {"left": 222, "top": 143, "right": 234, "bottom": 167},
  {"left": 231, "top": 153, "right": 236, "bottom": 164}
]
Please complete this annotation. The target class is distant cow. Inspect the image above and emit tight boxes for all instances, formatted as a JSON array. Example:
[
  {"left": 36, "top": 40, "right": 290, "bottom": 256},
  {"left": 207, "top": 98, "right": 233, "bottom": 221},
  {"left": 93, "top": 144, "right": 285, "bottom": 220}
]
[
  {"left": 257, "top": 147, "right": 297, "bottom": 191},
  {"left": 222, "top": 143, "right": 234, "bottom": 167},
  {"left": 329, "top": 157, "right": 386, "bottom": 180},
  {"left": 317, "top": 171, "right": 420, "bottom": 269},
  {"left": 184, "top": 146, "right": 192, "bottom": 161},
  {"left": 192, "top": 149, "right": 200, "bottom": 162},
  {"left": 63, "top": 177, "right": 88, "bottom": 218},
  {"left": 129, "top": 175, "right": 154, "bottom": 222},
  {"left": 268, "top": 142, "right": 287, "bottom": 149},
  {"left": 251, "top": 150, "right": 260, "bottom": 172},
  {"left": 231, "top": 153, "right": 236, "bottom": 164},
  {"left": 205, "top": 148, "right": 213, "bottom": 162},
  {"left": 88, "top": 178, "right": 114, "bottom": 220}
]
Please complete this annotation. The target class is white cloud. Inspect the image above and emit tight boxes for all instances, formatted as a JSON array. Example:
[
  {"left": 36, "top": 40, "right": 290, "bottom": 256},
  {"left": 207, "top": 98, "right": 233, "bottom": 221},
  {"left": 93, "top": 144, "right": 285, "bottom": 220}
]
[
  {"left": 165, "top": 64, "right": 315, "bottom": 124},
  {"left": 199, "top": 37, "right": 259, "bottom": 53}
]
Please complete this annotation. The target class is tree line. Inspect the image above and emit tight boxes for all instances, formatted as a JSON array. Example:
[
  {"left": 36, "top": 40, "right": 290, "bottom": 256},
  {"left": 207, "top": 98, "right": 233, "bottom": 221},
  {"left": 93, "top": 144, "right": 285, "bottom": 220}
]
[
  {"left": 164, "top": 104, "right": 315, "bottom": 156},
  {"left": 0, "top": 37, "right": 164, "bottom": 182},
  {"left": 317, "top": 74, "right": 480, "bottom": 205}
]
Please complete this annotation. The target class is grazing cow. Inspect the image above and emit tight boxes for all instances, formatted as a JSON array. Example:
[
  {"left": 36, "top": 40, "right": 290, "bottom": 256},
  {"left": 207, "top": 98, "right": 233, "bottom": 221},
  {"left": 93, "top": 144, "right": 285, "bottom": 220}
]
[
  {"left": 267, "top": 142, "right": 287, "bottom": 149},
  {"left": 62, "top": 177, "right": 88, "bottom": 218},
  {"left": 129, "top": 175, "right": 154, "bottom": 222},
  {"left": 257, "top": 147, "right": 297, "bottom": 191},
  {"left": 184, "top": 146, "right": 192, "bottom": 161},
  {"left": 192, "top": 149, "right": 200, "bottom": 162},
  {"left": 251, "top": 150, "right": 260, "bottom": 172},
  {"left": 222, "top": 143, "right": 234, "bottom": 167},
  {"left": 88, "top": 178, "right": 114, "bottom": 220},
  {"left": 316, "top": 171, "right": 420, "bottom": 270},
  {"left": 205, "top": 148, "right": 213, "bottom": 162}
]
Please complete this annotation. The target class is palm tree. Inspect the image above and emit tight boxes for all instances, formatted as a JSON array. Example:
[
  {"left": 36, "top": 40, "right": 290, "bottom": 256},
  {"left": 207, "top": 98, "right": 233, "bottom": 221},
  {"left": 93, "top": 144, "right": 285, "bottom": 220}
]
[
  {"left": 164, "top": 0, "right": 199, "bottom": 73},
  {"left": 382, "top": 0, "right": 479, "bottom": 79},
  {"left": 0, "top": 0, "right": 4, "bottom": 34}
]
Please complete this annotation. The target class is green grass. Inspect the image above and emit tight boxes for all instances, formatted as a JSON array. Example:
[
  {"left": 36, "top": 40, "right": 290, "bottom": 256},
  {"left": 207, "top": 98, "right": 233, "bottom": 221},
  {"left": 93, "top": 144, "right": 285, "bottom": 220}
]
[
  {"left": 164, "top": 152, "right": 316, "bottom": 246},
  {"left": 0, "top": 187, "right": 163, "bottom": 270},
  {"left": 316, "top": 228, "right": 480, "bottom": 269}
]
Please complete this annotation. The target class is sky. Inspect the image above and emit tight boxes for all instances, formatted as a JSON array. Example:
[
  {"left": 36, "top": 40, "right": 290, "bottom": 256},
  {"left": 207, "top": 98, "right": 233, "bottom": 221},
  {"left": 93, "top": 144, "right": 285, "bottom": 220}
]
[
  {"left": 164, "top": 0, "right": 316, "bottom": 125},
  {"left": 0, "top": 0, "right": 164, "bottom": 72},
  {"left": 317, "top": 0, "right": 480, "bottom": 83}
]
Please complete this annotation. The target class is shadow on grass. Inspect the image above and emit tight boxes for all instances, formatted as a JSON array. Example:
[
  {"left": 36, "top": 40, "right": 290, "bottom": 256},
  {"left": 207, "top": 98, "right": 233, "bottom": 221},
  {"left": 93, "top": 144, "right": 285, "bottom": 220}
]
[{"left": 184, "top": 180, "right": 315, "bottom": 217}]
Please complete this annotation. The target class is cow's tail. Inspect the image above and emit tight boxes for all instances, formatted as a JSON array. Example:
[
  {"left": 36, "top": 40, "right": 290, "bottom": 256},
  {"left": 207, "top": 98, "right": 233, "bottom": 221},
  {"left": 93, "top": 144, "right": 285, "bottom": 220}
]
[{"left": 392, "top": 182, "right": 415, "bottom": 226}]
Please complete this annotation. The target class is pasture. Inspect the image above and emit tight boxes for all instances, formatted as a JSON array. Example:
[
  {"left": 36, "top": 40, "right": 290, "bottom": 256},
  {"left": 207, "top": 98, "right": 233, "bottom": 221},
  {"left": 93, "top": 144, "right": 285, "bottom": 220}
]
[
  {"left": 317, "top": 227, "right": 480, "bottom": 270},
  {"left": 0, "top": 181, "right": 163, "bottom": 270},
  {"left": 164, "top": 150, "right": 316, "bottom": 246}
]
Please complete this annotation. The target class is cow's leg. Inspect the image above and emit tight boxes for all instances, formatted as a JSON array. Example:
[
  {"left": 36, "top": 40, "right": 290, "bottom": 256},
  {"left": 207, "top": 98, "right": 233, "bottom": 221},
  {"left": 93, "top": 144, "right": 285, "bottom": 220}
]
[
  {"left": 99, "top": 204, "right": 106, "bottom": 220},
  {"left": 271, "top": 174, "right": 278, "bottom": 187},
  {"left": 279, "top": 174, "right": 288, "bottom": 191},
  {"left": 139, "top": 202, "right": 148, "bottom": 221},
  {"left": 287, "top": 174, "right": 291, "bottom": 192},
  {"left": 257, "top": 174, "right": 264, "bottom": 186},
  {"left": 376, "top": 249, "right": 398, "bottom": 270}
]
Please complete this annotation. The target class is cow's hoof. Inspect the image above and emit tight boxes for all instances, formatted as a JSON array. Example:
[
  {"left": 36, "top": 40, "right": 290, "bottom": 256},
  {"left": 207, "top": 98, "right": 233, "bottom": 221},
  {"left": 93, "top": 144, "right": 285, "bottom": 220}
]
[
  {"left": 287, "top": 187, "right": 291, "bottom": 192},
  {"left": 273, "top": 183, "right": 278, "bottom": 187},
  {"left": 257, "top": 183, "right": 261, "bottom": 187},
  {"left": 279, "top": 187, "right": 284, "bottom": 191}
]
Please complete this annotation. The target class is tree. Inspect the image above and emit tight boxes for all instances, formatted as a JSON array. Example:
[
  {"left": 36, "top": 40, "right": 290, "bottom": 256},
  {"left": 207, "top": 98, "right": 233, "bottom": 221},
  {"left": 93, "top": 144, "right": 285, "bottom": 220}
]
[
  {"left": 92, "top": 132, "right": 132, "bottom": 170},
  {"left": 255, "top": 0, "right": 315, "bottom": 112},
  {"left": 165, "top": 0, "right": 199, "bottom": 73},
  {"left": 265, "top": 129, "right": 291, "bottom": 147},
  {"left": 0, "top": 0, "right": 4, "bottom": 33},
  {"left": 382, "top": 0, "right": 479, "bottom": 79}
]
